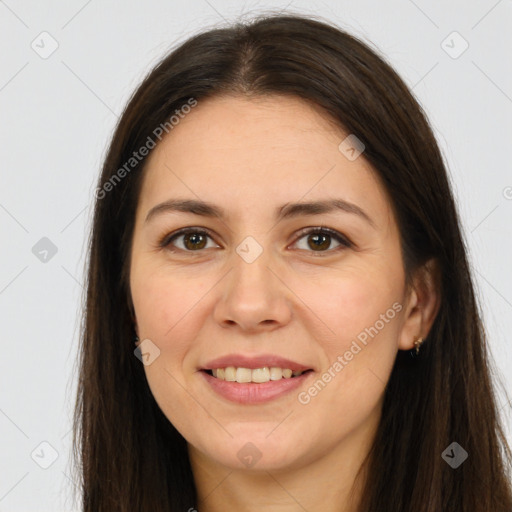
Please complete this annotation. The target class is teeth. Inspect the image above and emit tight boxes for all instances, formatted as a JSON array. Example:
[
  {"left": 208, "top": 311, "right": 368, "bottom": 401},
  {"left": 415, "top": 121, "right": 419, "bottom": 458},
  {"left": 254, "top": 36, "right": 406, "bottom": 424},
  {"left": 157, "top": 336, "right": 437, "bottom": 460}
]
[
  {"left": 236, "top": 367, "right": 252, "bottom": 383},
  {"left": 251, "top": 367, "right": 270, "bottom": 383},
  {"left": 269, "top": 367, "right": 282, "bottom": 380},
  {"left": 209, "top": 366, "right": 306, "bottom": 383},
  {"left": 224, "top": 366, "right": 236, "bottom": 381}
]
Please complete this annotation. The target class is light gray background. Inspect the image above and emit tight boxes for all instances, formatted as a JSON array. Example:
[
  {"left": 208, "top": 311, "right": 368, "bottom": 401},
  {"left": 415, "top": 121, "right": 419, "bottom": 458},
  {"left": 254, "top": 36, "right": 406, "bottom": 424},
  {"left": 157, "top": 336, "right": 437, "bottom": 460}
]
[{"left": 1, "top": 1, "right": 511, "bottom": 510}]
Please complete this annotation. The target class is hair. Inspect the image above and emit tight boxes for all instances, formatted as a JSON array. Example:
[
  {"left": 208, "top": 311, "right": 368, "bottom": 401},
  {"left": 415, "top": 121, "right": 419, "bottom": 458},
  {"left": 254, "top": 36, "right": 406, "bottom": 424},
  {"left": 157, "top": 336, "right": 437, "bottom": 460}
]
[{"left": 71, "top": 12, "right": 512, "bottom": 512}]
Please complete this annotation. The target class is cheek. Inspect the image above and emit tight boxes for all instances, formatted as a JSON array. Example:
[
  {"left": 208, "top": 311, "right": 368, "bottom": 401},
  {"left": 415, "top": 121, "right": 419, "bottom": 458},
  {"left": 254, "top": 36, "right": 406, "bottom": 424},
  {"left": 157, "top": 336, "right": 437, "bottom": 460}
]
[
  {"left": 131, "top": 267, "right": 206, "bottom": 431},
  {"left": 293, "top": 266, "right": 402, "bottom": 408},
  {"left": 301, "top": 266, "right": 402, "bottom": 348},
  {"left": 131, "top": 263, "right": 210, "bottom": 338}
]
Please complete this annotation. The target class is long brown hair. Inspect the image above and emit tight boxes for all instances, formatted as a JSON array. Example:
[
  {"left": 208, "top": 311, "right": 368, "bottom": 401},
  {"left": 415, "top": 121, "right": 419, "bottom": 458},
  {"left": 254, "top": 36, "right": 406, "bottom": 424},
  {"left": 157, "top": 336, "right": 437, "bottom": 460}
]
[{"left": 72, "top": 13, "right": 512, "bottom": 511}]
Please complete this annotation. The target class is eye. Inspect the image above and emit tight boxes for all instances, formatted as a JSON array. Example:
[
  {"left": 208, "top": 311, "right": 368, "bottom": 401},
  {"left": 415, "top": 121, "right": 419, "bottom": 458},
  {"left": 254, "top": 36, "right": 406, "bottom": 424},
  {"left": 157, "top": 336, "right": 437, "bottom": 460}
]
[
  {"left": 291, "top": 227, "right": 352, "bottom": 254},
  {"left": 159, "top": 226, "right": 352, "bottom": 254},
  {"left": 159, "top": 227, "right": 219, "bottom": 252}
]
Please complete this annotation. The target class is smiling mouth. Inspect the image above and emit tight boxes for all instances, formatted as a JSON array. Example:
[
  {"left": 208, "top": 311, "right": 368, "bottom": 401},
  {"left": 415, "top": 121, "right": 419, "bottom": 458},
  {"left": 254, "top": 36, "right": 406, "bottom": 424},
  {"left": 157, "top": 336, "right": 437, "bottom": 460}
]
[{"left": 202, "top": 367, "right": 314, "bottom": 384}]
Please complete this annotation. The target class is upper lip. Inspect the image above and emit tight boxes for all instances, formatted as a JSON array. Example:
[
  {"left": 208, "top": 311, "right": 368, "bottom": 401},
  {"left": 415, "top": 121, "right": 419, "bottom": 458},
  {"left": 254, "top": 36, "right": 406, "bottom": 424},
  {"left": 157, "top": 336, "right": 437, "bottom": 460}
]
[{"left": 200, "top": 353, "right": 314, "bottom": 372}]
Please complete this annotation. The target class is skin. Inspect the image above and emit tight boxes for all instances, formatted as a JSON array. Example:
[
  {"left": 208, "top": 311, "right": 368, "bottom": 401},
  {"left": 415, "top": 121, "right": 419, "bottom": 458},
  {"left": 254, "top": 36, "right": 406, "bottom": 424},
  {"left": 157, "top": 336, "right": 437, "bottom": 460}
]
[{"left": 129, "top": 95, "right": 440, "bottom": 512}]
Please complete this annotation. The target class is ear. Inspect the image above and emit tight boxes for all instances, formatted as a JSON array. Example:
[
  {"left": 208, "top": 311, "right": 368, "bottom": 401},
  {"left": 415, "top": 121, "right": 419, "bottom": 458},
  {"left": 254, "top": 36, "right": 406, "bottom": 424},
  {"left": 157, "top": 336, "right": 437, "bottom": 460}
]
[{"left": 398, "top": 258, "right": 441, "bottom": 351}]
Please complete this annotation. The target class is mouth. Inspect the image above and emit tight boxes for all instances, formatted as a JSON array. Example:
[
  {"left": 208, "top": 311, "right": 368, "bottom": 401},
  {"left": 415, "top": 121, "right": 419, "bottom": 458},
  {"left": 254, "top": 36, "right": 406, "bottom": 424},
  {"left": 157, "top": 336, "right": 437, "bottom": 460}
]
[
  {"left": 199, "top": 367, "right": 315, "bottom": 404},
  {"left": 198, "top": 353, "right": 315, "bottom": 403},
  {"left": 201, "top": 367, "right": 314, "bottom": 384}
]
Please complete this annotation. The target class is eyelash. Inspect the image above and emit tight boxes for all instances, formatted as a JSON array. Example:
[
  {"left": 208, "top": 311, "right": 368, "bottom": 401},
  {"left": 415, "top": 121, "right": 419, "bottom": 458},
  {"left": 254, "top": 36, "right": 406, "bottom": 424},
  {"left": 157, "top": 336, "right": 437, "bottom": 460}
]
[{"left": 158, "top": 226, "right": 352, "bottom": 255}]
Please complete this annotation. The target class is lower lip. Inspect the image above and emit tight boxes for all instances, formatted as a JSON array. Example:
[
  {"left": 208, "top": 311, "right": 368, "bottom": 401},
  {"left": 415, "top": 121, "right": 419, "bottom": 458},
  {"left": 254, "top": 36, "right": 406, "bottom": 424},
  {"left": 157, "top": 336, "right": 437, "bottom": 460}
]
[{"left": 200, "top": 370, "right": 314, "bottom": 404}]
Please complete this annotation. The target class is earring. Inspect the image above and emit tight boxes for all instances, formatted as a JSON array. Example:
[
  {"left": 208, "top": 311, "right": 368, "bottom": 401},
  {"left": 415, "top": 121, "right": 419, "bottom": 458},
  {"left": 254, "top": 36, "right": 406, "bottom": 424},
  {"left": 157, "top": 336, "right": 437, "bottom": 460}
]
[{"left": 413, "top": 336, "right": 424, "bottom": 355}]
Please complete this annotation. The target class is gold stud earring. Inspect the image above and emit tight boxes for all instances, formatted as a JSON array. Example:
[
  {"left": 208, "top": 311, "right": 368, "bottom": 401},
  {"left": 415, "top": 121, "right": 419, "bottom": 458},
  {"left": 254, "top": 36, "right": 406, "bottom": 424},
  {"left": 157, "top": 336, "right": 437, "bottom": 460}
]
[{"left": 413, "top": 337, "right": 424, "bottom": 355}]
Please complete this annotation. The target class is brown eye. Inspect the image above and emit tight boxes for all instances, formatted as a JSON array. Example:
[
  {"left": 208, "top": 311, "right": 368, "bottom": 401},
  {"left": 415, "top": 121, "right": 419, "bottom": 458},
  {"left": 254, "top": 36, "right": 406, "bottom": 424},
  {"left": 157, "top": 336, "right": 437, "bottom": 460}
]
[
  {"left": 307, "top": 232, "right": 331, "bottom": 250},
  {"left": 182, "top": 232, "right": 208, "bottom": 250},
  {"left": 160, "top": 226, "right": 351, "bottom": 255},
  {"left": 160, "top": 228, "right": 218, "bottom": 252},
  {"left": 293, "top": 227, "right": 352, "bottom": 253}
]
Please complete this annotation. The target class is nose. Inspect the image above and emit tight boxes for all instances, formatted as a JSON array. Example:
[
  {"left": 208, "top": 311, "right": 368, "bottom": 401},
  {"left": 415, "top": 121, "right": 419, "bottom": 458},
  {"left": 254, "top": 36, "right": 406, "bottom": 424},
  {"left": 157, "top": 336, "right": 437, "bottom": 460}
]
[{"left": 213, "top": 244, "right": 293, "bottom": 333}]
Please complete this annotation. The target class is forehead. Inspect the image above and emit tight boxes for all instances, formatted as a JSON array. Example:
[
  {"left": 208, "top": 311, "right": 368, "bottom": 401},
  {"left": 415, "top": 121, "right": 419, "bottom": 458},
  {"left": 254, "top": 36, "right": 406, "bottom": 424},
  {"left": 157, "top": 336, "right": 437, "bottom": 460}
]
[{"left": 137, "top": 95, "right": 393, "bottom": 228}]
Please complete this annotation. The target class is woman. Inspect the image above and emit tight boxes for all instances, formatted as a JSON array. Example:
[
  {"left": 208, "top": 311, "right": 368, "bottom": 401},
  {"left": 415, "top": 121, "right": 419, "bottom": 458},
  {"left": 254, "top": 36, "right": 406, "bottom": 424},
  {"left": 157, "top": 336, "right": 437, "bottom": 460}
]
[{"left": 72, "top": 13, "right": 512, "bottom": 512}]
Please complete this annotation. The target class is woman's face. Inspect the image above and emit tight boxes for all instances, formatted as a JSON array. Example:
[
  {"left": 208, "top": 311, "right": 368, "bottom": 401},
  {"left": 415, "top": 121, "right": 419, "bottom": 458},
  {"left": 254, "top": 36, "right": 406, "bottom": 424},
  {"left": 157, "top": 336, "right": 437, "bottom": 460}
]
[{"left": 129, "top": 95, "right": 421, "bottom": 472}]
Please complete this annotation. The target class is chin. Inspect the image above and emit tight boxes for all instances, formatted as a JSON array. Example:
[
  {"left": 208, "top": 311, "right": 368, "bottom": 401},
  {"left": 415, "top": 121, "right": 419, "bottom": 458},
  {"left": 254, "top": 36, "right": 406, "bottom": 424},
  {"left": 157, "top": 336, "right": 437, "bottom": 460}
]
[{"left": 195, "top": 430, "right": 307, "bottom": 472}]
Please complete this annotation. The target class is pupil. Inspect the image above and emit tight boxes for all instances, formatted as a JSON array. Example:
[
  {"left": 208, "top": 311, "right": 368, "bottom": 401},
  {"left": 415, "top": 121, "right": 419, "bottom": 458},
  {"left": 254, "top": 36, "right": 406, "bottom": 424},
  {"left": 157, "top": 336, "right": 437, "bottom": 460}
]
[
  {"left": 185, "top": 233, "right": 206, "bottom": 250},
  {"left": 309, "top": 233, "right": 330, "bottom": 250}
]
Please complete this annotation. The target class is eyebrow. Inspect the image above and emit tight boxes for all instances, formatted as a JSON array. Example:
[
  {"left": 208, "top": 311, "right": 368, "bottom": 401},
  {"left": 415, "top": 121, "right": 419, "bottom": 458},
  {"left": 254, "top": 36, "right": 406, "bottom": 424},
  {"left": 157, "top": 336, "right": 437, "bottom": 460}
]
[{"left": 145, "top": 198, "right": 376, "bottom": 229}]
